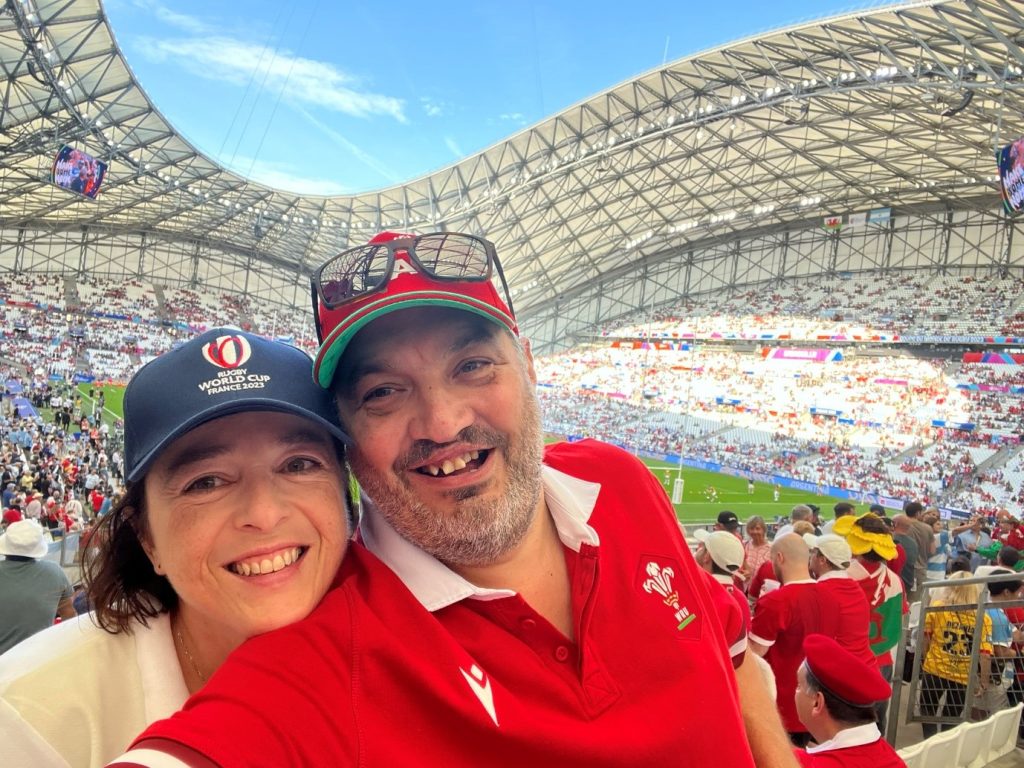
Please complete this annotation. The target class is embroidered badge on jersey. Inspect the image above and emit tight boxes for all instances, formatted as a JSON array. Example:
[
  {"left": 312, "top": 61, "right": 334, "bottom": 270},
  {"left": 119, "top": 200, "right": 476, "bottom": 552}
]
[
  {"left": 637, "top": 558, "right": 703, "bottom": 640},
  {"left": 460, "top": 663, "right": 499, "bottom": 726}
]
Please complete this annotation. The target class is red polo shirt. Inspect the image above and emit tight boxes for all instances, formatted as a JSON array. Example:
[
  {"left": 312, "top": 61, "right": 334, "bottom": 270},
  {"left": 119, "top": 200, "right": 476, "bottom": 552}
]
[
  {"left": 116, "top": 440, "right": 755, "bottom": 768},
  {"left": 813, "top": 571, "right": 875, "bottom": 665},
  {"left": 751, "top": 575, "right": 873, "bottom": 734}
]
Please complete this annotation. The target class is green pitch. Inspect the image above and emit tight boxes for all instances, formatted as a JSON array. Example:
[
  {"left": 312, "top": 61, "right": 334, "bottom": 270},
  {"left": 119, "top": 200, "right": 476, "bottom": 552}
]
[
  {"left": 76, "top": 382, "right": 126, "bottom": 426},
  {"left": 542, "top": 437, "right": 854, "bottom": 525},
  {"left": 640, "top": 456, "right": 853, "bottom": 525}
]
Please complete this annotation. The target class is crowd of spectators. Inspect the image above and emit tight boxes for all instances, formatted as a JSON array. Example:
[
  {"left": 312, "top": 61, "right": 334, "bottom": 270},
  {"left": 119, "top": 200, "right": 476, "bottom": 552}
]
[
  {"left": 0, "top": 369, "right": 121, "bottom": 538},
  {"left": 606, "top": 272, "right": 1024, "bottom": 341},
  {"left": 0, "top": 274, "right": 320, "bottom": 384},
  {"left": 7, "top": 269, "right": 1024, "bottom": 510}
]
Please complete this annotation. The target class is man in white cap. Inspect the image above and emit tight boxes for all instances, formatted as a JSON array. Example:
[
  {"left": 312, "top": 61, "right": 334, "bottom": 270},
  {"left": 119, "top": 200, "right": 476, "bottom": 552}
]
[
  {"left": 0, "top": 520, "right": 74, "bottom": 653},
  {"left": 804, "top": 532, "right": 874, "bottom": 675},
  {"left": 694, "top": 528, "right": 751, "bottom": 648},
  {"left": 751, "top": 534, "right": 874, "bottom": 746},
  {"left": 694, "top": 528, "right": 778, "bottom": 700}
]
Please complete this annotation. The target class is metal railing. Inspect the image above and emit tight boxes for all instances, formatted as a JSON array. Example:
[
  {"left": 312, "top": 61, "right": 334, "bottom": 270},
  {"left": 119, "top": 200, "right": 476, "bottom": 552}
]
[
  {"left": 889, "top": 572, "right": 1024, "bottom": 745},
  {"left": 40, "top": 529, "right": 82, "bottom": 567}
]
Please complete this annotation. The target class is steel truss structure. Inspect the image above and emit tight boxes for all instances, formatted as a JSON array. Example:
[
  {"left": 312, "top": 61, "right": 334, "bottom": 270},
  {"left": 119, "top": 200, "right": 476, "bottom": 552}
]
[{"left": 1, "top": 0, "right": 1024, "bottom": 350}]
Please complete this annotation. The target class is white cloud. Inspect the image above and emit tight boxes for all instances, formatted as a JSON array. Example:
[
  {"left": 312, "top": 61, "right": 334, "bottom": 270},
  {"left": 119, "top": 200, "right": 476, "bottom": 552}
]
[
  {"left": 499, "top": 112, "right": 527, "bottom": 125},
  {"left": 444, "top": 137, "right": 463, "bottom": 158},
  {"left": 138, "top": 35, "right": 406, "bottom": 122},
  {"left": 132, "top": 0, "right": 209, "bottom": 34},
  {"left": 226, "top": 156, "right": 349, "bottom": 196},
  {"left": 296, "top": 108, "right": 401, "bottom": 185},
  {"left": 420, "top": 97, "right": 446, "bottom": 118}
]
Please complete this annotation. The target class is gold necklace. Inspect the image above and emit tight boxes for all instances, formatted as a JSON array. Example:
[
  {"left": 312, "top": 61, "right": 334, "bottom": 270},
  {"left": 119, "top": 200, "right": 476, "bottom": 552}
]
[{"left": 175, "top": 627, "right": 207, "bottom": 683}]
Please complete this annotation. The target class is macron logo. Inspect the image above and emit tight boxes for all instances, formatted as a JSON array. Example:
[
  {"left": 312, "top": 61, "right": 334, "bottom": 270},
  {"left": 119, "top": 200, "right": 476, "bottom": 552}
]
[{"left": 460, "top": 664, "right": 499, "bottom": 726}]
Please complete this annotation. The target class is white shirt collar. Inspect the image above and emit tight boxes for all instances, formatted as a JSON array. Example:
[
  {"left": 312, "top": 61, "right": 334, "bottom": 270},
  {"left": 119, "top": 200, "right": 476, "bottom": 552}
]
[
  {"left": 817, "top": 569, "right": 852, "bottom": 582},
  {"left": 713, "top": 573, "right": 735, "bottom": 586},
  {"left": 133, "top": 612, "right": 190, "bottom": 724},
  {"left": 359, "top": 464, "right": 602, "bottom": 612},
  {"left": 805, "top": 723, "right": 881, "bottom": 753}
]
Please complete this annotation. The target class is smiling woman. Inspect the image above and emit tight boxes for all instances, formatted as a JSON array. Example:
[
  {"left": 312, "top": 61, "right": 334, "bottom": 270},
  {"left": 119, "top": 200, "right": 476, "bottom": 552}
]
[{"left": 0, "top": 328, "right": 354, "bottom": 768}]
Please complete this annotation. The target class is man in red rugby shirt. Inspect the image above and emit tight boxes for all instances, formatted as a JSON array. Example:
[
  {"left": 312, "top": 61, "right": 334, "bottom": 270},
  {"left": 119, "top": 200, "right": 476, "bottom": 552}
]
[
  {"left": 113, "top": 231, "right": 797, "bottom": 768},
  {"left": 751, "top": 533, "right": 873, "bottom": 747},
  {"left": 804, "top": 533, "right": 874, "bottom": 668}
]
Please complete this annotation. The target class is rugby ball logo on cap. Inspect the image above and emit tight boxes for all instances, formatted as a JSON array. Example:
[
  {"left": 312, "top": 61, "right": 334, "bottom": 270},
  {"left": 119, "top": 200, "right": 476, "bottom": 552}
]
[{"left": 202, "top": 335, "right": 252, "bottom": 369}]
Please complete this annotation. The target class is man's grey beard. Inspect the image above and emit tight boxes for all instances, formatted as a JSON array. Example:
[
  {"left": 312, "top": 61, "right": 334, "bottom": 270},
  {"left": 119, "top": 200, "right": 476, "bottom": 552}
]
[{"left": 351, "top": 386, "right": 545, "bottom": 568}]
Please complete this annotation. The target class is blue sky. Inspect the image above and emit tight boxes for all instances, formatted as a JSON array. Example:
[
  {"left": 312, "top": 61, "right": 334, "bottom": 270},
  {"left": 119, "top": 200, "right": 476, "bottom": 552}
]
[{"left": 104, "top": 0, "right": 880, "bottom": 195}]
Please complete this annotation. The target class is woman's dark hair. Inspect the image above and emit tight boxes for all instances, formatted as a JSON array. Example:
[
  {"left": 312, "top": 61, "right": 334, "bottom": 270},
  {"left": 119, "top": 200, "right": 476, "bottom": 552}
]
[
  {"left": 853, "top": 513, "right": 891, "bottom": 563},
  {"left": 82, "top": 481, "right": 177, "bottom": 634}
]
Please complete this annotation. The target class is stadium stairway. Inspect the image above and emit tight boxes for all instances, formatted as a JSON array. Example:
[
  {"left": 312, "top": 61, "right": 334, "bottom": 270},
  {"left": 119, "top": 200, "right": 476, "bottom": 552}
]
[
  {"left": 62, "top": 276, "right": 79, "bottom": 310},
  {"left": 936, "top": 443, "right": 1018, "bottom": 506},
  {"left": 1006, "top": 288, "right": 1024, "bottom": 319},
  {"left": 0, "top": 354, "right": 30, "bottom": 377},
  {"left": 977, "top": 444, "right": 1019, "bottom": 475},
  {"left": 152, "top": 284, "right": 168, "bottom": 320},
  {"left": 891, "top": 441, "right": 929, "bottom": 466},
  {"left": 695, "top": 424, "right": 741, "bottom": 444}
]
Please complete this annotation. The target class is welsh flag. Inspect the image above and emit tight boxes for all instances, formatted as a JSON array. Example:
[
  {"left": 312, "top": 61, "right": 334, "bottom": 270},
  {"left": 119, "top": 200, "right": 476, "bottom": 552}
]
[{"left": 848, "top": 559, "right": 906, "bottom": 657}]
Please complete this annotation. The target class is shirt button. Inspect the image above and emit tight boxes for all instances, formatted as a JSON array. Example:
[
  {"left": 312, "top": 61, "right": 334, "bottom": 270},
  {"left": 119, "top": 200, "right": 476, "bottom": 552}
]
[
  {"left": 554, "top": 645, "right": 570, "bottom": 662},
  {"left": 521, "top": 618, "right": 537, "bottom": 630}
]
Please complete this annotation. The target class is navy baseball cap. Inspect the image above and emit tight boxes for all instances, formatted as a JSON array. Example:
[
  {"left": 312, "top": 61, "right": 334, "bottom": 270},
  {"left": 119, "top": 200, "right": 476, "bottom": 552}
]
[{"left": 123, "top": 328, "right": 350, "bottom": 483}]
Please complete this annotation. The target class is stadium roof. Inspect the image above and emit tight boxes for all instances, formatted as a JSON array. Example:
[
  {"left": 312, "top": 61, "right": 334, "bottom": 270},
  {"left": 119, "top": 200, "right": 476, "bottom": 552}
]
[{"left": 2, "top": 0, "right": 1024, "bottom": 349}]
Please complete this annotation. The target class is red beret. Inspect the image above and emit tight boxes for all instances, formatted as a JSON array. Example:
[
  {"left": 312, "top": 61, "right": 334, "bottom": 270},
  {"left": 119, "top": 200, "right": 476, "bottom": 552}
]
[{"left": 803, "top": 634, "right": 891, "bottom": 707}]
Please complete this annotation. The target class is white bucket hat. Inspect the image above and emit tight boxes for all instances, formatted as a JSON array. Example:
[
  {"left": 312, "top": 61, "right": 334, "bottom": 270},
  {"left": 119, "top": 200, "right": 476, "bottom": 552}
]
[{"left": 0, "top": 520, "right": 50, "bottom": 559}]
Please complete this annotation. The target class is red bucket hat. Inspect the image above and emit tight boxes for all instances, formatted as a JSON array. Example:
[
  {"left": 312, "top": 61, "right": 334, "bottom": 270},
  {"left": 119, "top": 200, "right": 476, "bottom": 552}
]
[{"left": 312, "top": 231, "right": 517, "bottom": 389}]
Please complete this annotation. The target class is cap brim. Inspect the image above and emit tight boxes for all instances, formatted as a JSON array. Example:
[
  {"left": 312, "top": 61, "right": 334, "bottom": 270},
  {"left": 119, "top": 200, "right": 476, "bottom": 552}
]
[
  {"left": 126, "top": 400, "right": 351, "bottom": 484},
  {"left": 314, "top": 294, "right": 516, "bottom": 389}
]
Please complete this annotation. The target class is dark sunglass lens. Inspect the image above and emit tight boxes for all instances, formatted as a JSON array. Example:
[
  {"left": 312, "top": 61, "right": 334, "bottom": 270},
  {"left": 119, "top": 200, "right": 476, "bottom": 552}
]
[
  {"left": 415, "top": 234, "right": 490, "bottom": 279},
  {"left": 319, "top": 245, "right": 389, "bottom": 306}
]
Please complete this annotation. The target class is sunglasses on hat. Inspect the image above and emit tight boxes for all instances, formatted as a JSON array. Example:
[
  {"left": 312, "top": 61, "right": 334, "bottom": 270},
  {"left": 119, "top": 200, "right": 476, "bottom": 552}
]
[{"left": 310, "top": 232, "right": 516, "bottom": 344}]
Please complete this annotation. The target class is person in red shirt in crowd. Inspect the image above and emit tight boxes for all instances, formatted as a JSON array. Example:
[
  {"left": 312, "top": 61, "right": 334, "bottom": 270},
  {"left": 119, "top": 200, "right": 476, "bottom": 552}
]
[
  {"left": 994, "top": 510, "right": 1024, "bottom": 552},
  {"left": 88, "top": 486, "right": 105, "bottom": 517},
  {"left": 834, "top": 513, "right": 906, "bottom": 729},
  {"left": 751, "top": 533, "right": 874, "bottom": 747},
  {"left": 694, "top": 527, "right": 751, "bottom": 643},
  {"left": 793, "top": 634, "right": 905, "bottom": 767},
  {"left": 750, "top": 520, "right": 816, "bottom": 601},
  {"left": 803, "top": 533, "right": 874, "bottom": 665},
  {"left": 113, "top": 231, "right": 798, "bottom": 768},
  {"left": 750, "top": 558, "right": 776, "bottom": 600},
  {"left": 41, "top": 498, "right": 62, "bottom": 531},
  {"left": 694, "top": 527, "right": 781, "bottom": 700}
]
